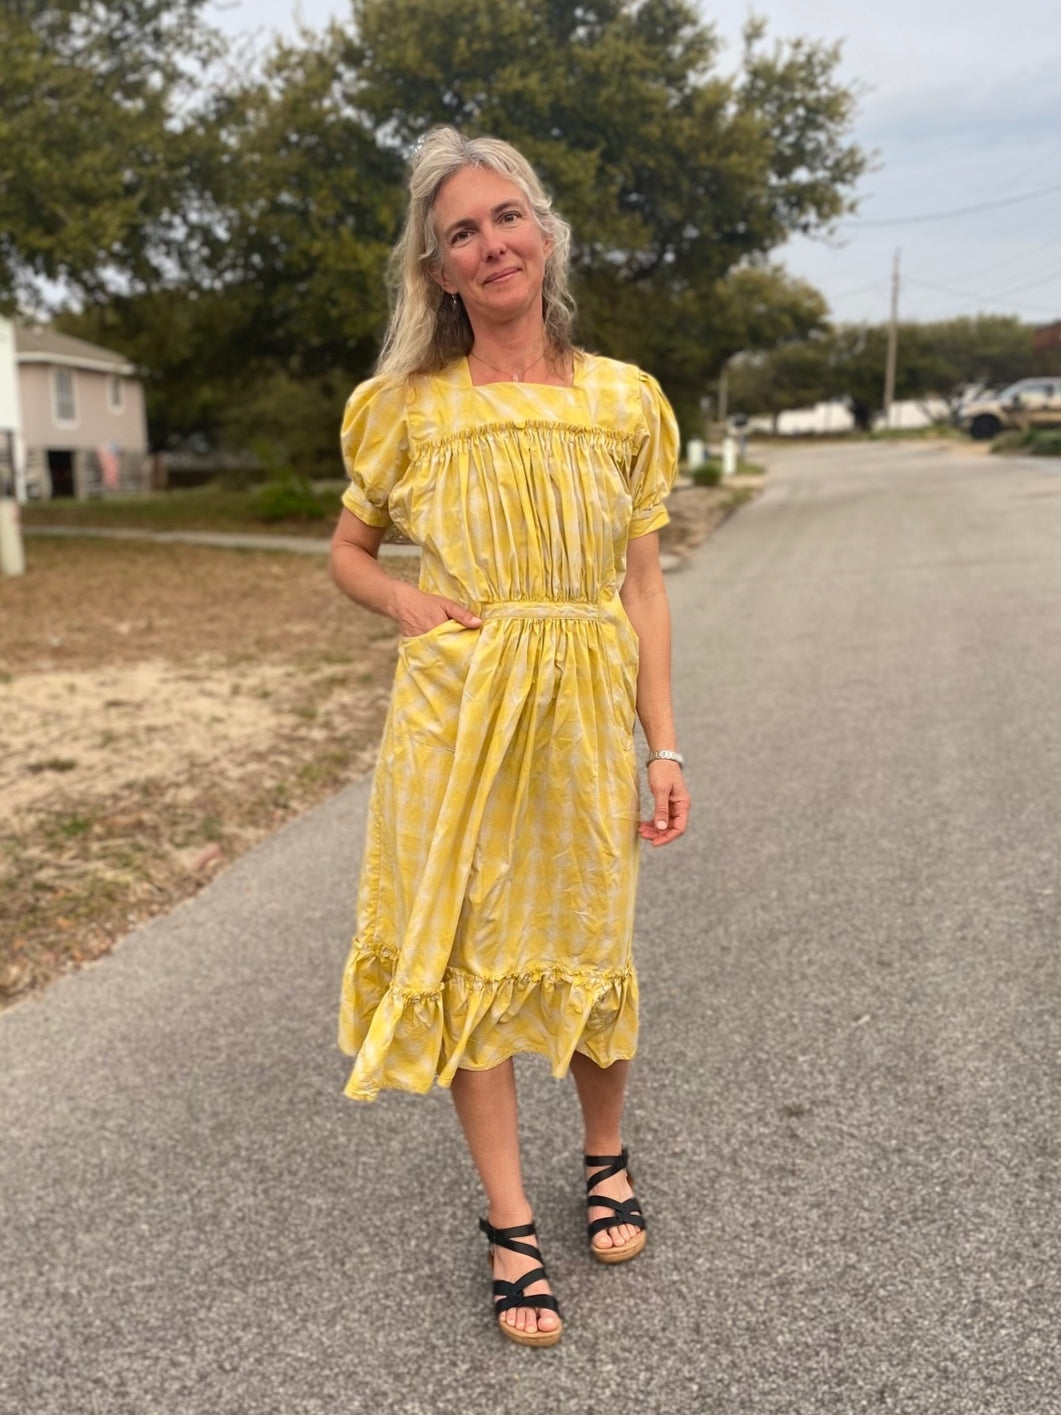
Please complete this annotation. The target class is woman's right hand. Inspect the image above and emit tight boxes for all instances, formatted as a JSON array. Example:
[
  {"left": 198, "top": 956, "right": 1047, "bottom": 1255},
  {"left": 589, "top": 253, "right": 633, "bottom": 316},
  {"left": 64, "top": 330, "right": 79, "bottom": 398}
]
[{"left": 392, "top": 582, "right": 483, "bottom": 638}]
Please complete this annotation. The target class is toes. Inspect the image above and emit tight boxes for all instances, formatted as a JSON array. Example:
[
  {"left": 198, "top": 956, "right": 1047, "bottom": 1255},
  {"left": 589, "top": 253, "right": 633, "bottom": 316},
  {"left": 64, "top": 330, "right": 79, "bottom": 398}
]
[{"left": 507, "top": 1302, "right": 552, "bottom": 1333}]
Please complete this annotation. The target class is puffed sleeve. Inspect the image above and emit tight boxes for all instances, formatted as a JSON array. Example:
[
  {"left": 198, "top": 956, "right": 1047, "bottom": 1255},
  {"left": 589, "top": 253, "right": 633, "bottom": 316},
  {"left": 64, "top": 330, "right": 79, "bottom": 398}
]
[
  {"left": 629, "top": 370, "right": 680, "bottom": 539},
  {"left": 339, "top": 376, "right": 410, "bottom": 527}
]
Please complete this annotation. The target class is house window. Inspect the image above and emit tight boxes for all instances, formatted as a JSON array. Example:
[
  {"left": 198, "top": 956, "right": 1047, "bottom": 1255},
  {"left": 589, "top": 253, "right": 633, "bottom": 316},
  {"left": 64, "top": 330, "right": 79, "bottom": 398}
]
[
  {"left": 108, "top": 374, "right": 124, "bottom": 412},
  {"left": 54, "top": 367, "right": 77, "bottom": 424}
]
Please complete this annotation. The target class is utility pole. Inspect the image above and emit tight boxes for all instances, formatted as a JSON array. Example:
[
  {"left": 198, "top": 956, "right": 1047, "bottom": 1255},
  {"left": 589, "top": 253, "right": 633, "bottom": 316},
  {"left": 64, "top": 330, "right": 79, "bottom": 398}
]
[{"left": 883, "top": 248, "right": 901, "bottom": 428}]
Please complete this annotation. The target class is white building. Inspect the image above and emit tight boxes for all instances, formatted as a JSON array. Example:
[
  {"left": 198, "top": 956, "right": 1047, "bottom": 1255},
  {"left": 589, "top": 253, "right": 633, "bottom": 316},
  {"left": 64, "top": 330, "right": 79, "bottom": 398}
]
[{"left": 748, "top": 397, "right": 951, "bottom": 436}]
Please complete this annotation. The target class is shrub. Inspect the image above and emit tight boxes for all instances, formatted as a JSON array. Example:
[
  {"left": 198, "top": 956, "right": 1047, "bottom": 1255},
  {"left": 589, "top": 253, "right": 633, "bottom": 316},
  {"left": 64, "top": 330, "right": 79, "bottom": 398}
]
[
  {"left": 250, "top": 475, "right": 327, "bottom": 522},
  {"left": 1028, "top": 430, "right": 1061, "bottom": 457},
  {"left": 689, "top": 457, "right": 764, "bottom": 485},
  {"left": 691, "top": 459, "right": 723, "bottom": 487},
  {"left": 990, "top": 430, "right": 1032, "bottom": 455},
  {"left": 991, "top": 428, "right": 1061, "bottom": 457}
]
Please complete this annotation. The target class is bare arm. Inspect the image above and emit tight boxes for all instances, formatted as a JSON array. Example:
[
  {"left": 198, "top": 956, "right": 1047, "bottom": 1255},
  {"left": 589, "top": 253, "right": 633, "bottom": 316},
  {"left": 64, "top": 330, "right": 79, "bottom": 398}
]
[
  {"left": 619, "top": 530, "right": 690, "bottom": 846},
  {"left": 329, "top": 507, "right": 482, "bottom": 637}
]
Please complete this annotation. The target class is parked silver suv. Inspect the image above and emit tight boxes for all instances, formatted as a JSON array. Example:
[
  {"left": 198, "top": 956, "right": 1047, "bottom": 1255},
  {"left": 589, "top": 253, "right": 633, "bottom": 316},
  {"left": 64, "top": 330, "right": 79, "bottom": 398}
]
[{"left": 957, "top": 377, "right": 1061, "bottom": 440}]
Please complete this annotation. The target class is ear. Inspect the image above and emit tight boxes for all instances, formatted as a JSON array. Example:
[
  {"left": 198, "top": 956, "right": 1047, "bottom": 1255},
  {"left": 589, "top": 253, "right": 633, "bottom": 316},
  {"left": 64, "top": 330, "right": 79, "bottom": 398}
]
[{"left": 430, "top": 264, "right": 455, "bottom": 296}]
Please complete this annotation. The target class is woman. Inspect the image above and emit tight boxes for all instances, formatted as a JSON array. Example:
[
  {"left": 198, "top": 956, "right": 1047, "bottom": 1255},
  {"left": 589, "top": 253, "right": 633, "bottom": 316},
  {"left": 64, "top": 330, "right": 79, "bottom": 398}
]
[{"left": 330, "top": 127, "right": 690, "bottom": 1348}]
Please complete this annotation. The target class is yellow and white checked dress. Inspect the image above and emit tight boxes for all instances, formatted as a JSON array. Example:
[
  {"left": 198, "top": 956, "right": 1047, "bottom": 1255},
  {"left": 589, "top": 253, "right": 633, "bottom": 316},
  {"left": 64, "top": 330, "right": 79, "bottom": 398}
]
[{"left": 337, "top": 353, "right": 679, "bottom": 1100}]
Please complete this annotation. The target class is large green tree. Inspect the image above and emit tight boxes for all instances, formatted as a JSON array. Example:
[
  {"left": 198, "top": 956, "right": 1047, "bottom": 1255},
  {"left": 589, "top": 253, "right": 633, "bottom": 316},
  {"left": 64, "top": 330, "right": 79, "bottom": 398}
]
[
  {"left": 61, "top": 31, "right": 405, "bottom": 459},
  {"left": 341, "top": 0, "right": 865, "bottom": 425},
  {"left": 58, "top": 0, "right": 867, "bottom": 458},
  {"left": 0, "top": 1, "right": 219, "bottom": 312},
  {"left": 200, "top": 37, "right": 404, "bottom": 380}
]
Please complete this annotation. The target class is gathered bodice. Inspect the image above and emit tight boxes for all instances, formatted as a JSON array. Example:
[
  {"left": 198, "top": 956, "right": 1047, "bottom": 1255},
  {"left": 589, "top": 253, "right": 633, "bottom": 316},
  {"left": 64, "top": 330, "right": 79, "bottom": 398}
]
[{"left": 339, "top": 353, "right": 679, "bottom": 612}]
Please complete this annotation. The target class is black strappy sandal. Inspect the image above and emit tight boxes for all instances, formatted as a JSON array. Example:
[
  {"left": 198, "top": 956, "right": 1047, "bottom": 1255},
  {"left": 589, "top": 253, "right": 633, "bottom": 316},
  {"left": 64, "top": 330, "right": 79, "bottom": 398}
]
[
  {"left": 585, "top": 1150, "right": 647, "bottom": 1264},
  {"left": 478, "top": 1217, "right": 563, "bottom": 1347}
]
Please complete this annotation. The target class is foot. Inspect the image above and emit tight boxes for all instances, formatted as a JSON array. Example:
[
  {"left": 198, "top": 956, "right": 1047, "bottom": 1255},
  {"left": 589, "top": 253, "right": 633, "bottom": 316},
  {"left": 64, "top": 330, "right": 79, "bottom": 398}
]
[
  {"left": 485, "top": 1210, "right": 561, "bottom": 1337},
  {"left": 585, "top": 1161, "right": 641, "bottom": 1253}
]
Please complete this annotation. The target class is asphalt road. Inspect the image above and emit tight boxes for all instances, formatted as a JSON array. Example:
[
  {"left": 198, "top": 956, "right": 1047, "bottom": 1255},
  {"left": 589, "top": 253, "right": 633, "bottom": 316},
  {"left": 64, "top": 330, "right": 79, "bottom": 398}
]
[{"left": 2, "top": 441, "right": 1059, "bottom": 1415}]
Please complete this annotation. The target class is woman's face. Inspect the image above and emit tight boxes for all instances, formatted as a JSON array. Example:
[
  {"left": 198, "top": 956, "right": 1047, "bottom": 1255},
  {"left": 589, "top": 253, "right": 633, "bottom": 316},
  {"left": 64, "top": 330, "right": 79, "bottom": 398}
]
[{"left": 431, "top": 166, "right": 551, "bottom": 332}]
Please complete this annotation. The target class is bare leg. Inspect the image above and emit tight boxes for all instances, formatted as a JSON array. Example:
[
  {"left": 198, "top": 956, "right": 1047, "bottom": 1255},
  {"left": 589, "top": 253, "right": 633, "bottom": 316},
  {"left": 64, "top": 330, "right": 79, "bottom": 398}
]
[
  {"left": 450, "top": 1061, "right": 559, "bottom": 1335},
  {"left": 568, "top": 1053, "right": 641, "bottom": 1251}
]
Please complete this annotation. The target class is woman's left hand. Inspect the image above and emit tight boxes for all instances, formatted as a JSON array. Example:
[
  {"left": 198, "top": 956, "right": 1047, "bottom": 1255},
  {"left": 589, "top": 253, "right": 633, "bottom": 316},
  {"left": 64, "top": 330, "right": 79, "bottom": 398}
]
[{"left": 639, "top": 761, "right": 690, "bottom": 847}]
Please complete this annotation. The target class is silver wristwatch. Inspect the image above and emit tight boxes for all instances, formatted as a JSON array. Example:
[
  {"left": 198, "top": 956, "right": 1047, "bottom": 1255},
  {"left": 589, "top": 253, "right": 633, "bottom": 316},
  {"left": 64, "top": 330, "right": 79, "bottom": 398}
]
[{"left": 646, "top": 750, "right": 684, "bottom": 769}]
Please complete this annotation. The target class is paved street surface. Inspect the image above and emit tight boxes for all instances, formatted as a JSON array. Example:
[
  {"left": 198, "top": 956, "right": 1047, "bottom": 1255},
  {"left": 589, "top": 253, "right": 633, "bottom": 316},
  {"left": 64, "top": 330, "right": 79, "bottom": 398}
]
[{"left": 2, "top": 441, "right": 1059, "bottom": 1414}]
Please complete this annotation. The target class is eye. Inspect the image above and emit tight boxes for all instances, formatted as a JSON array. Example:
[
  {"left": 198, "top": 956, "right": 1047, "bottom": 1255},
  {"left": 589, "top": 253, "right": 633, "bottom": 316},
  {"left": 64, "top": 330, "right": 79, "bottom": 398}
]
[
  {"left": 450, "top": 227, "right": 473, "bottom": 245},
  {"left": 499, "top": 209, "right": 523, "bottom": 225}
]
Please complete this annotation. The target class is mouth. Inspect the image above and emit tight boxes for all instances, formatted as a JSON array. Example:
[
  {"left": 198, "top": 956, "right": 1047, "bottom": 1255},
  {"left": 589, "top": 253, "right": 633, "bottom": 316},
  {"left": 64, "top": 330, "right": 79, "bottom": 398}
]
[{"left": 483, "top": 267, "right": 522, "bottom": 285}]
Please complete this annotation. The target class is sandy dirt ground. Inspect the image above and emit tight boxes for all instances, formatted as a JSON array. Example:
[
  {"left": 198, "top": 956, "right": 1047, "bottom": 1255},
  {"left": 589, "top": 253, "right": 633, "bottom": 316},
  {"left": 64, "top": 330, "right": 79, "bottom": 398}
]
[{"left": 0, "top": 482, "right": 745, "bottom": 1003}]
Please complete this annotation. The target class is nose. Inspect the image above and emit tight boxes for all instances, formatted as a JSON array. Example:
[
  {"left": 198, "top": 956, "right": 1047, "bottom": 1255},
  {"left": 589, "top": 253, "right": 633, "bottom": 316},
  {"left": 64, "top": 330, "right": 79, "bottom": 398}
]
[{"left": 482, "top": 225, "right": 508, "bottom": 259}]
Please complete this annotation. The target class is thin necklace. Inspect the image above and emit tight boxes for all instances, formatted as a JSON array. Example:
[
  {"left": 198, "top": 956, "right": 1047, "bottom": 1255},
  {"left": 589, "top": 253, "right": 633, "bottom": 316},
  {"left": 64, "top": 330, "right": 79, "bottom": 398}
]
[{"left": 469, "top": 344, "right": 548, "bottom": 383}]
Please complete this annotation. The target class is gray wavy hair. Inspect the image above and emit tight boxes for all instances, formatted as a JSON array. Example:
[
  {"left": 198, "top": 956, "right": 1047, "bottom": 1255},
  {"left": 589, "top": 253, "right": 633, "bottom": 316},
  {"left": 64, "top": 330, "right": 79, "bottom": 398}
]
[{"left": 376, "top": 127, "right": 576, "bottom": 378}]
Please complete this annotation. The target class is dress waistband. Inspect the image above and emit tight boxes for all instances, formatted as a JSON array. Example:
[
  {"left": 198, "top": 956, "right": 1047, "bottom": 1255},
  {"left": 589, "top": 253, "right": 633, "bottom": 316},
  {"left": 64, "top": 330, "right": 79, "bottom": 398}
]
[{"left": 480, "top": 599, "right": 605, "bottom": 621}]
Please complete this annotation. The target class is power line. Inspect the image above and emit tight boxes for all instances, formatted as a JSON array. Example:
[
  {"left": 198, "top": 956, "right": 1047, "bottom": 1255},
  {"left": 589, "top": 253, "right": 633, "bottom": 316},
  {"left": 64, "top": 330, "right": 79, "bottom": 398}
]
[
  {"left": 982, "top": 263, "right": 1061, "bottom": 300},
  {"left": 828, "top": 277, "right": 889, "bottom": 302},
  {"left": 905, "top": 275, "right": 1059, "bottom": 319},
  {"left": 905, "top": 261, "right": 1061, "bottom": 305},
  {"left": 842, "top": 182, "right": 1061, "bottom": 229},
  {"left": 934, "top": 236, "right": 1061, "bottom": 287},
  {"left": 997, "top": 137, "right": 1061, "bottom": 193}
]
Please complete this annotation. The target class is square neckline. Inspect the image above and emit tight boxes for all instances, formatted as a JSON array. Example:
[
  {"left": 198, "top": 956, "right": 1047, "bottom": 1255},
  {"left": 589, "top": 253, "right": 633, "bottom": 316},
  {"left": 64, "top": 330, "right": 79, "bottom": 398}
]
[{"left": 458, "top": 351, "right": 586, "bottom": 393}]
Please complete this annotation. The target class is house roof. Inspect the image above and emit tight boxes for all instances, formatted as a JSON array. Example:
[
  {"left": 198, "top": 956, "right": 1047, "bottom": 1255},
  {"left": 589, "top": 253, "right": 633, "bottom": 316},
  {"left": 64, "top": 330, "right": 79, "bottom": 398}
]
[{"left": 14, "top": 325, "right": 136, "bottom": 375}]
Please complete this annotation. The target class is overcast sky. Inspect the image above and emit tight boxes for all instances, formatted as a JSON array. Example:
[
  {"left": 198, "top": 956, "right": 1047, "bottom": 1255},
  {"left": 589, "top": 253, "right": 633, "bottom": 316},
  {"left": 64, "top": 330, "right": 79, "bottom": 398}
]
[{"left": 208, "top": 0, "right": 1061, "bottom": 328}]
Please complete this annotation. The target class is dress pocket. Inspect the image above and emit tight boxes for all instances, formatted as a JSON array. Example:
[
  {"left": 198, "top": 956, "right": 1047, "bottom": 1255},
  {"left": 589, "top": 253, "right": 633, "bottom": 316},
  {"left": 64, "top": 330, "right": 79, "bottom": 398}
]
[
  {"left": 397, "top": 617, "right": 464, "bottom": 648},
  {"left": 392, "top": 620, "right": 480, "bottom": 752}
]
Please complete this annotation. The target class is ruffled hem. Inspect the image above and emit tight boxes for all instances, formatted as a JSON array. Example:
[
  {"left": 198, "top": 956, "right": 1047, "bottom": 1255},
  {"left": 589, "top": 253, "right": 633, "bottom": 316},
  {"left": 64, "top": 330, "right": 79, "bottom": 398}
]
[{"left": 337, "top": 941, "right": 639, "bottom": 1102}]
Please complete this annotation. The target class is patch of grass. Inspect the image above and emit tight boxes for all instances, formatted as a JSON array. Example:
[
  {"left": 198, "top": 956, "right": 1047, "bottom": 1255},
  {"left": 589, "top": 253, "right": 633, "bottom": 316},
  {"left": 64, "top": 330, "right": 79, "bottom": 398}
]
[
  {"left": 991, "top": 428, "right": 1061, "bottom": 457},
  {"left": 21, "top": 480, "right": 348, "bottom": 537},
  {"left": 45, "top": 812, "right": 94, "bottom": 842},
  {"left": 866, "top": 423, "right": 960, "bottom": 441},
  {"left": 26, "top": 757, "right": 78, "bottom": 775},
  {"left": 296, "top": 750, "right": 352, "bottom": 789},
  {"left": 690, "top": 457, "right": 765, "bottom": 488}
]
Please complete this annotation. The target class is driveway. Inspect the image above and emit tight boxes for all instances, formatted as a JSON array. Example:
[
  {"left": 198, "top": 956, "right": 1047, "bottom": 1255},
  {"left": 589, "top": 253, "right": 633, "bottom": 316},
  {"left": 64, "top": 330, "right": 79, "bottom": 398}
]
[{"left": 2, "top": 440, "right": 1058, "bottom": 1414}]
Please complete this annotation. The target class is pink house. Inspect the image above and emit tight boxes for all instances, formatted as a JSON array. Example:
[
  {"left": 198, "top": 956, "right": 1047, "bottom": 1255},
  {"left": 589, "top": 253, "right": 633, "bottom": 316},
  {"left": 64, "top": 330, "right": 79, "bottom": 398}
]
[{"left": 14, "top": 326, "right": 150, "bottom": 499}]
